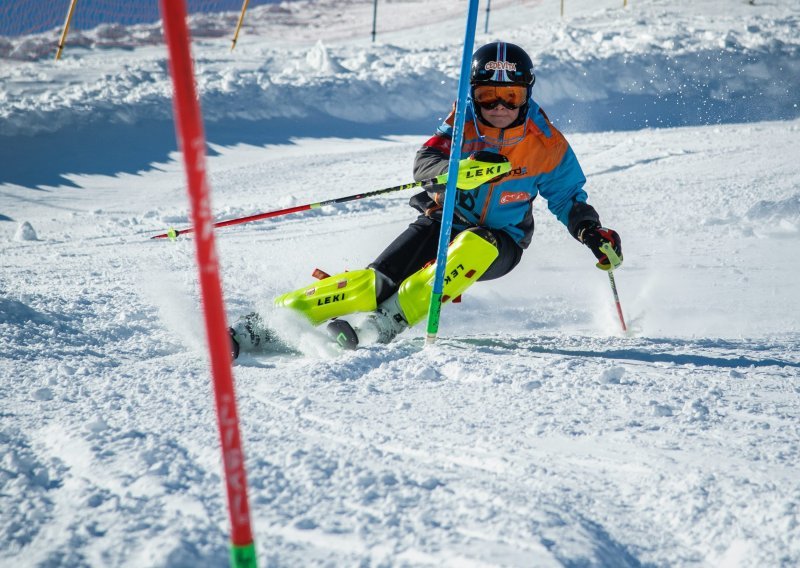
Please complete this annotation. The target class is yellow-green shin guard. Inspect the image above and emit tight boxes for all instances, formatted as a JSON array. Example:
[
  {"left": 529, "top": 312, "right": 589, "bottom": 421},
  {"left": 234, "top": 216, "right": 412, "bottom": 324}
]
[
  {"left": 397, "top": 230, "right": 499, "bottom": 327},
  {"left": 274, "top": 269, "right": 378, "bottom": 325}
]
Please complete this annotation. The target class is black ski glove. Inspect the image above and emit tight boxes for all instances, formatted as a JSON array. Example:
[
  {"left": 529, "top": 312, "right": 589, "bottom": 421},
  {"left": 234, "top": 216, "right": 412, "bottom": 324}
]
[{"left": 577, "top": 222, "right": 623, "bottom": 270}]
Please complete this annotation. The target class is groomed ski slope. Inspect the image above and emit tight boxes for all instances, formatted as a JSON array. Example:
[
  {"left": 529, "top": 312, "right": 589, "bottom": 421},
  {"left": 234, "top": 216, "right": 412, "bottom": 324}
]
[{"left": 2, "top": 0, "right": 800, "bottom": 566}]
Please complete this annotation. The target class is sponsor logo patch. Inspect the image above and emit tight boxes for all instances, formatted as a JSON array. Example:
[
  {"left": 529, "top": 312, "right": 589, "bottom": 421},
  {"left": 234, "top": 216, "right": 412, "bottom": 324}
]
[
  {"left": 443, "top": 264, "right": 465, "bottom": 286},
  {"left": 499, "top": 191, "right": 528, "bottom": 205},
  {"left": 317, "top": 293, "right": 345, "bottom": 306},
  {"left": 485, "top": 61, "right": 517, "bottom": 72}
]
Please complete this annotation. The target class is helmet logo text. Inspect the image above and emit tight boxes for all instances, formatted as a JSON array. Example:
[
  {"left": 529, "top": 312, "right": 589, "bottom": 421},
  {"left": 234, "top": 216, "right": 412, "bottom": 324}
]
[{"left": 484, "top": 61, "right": 517, "bottom": 72}]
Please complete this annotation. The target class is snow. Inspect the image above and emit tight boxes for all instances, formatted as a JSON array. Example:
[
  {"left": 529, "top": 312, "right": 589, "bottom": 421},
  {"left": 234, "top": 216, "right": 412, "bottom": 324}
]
[
  {"left": 13, "top": 221, "right": 38, "bottom": 241},
  {"left": 1, "top": 0, "right": 799, "bottom": 566}
]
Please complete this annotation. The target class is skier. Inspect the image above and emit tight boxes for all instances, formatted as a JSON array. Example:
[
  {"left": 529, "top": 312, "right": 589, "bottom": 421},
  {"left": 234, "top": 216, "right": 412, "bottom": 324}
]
[{"left": 229, "top": 41, "right": 622, "bottom": 358}]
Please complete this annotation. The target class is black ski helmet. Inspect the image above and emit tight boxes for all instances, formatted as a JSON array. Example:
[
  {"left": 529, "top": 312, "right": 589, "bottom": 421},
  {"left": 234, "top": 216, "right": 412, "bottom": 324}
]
[{"left": 470, "top": 41, "right": 535, "bottom": 95}]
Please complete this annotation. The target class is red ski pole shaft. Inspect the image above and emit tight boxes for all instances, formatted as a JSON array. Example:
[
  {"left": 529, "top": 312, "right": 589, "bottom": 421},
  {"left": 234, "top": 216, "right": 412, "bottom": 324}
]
[
  {"left": 151, "top": 178, "right": 428, "bottom": 240},
  {"left": 598, "top": 242, "right": 626, "bottom": 332},
  {"left": 607, "top": 270, "right": 627, "bottom": 332}
]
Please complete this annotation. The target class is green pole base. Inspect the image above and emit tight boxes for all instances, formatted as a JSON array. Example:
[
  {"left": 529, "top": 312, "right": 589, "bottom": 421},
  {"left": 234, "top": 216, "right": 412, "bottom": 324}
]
[
  {"left": 231, "top": 542, "right": 256, "bottom": 568},
  {"left": 425, "top": 292, "right": 443, "bottom": 342}
]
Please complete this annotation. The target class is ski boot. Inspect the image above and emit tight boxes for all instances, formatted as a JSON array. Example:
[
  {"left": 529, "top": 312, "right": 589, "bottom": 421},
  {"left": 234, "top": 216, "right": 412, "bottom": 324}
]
[
  {"left": 322, "top": 293, "right": 410, "bottom": 349},
  {"left": 326, "top": 319, "right": 360, "bottom": 350},
  {"left": 228, "top": 312, "right": 289, "bottom": 359},
  {"left": 355, "top": 294, "right": 409, "bottom": 345}
]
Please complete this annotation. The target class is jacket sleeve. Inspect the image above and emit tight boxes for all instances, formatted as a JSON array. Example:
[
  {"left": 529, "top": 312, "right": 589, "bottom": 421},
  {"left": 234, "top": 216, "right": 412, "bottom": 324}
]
[
  {"left": 413, "top": 144, "right": 450, "bottom": 183},
  {"left": 567, "top": 202, "right": 601, "bottom": 239},
  {"left": 536, "top": 145, "right": 600, "bottom": 238},
  {"left": 413, "top": 128, "right": 452, "bottom": 189},
  {"left": 414, "top": 106, "right": 457, "bottom": 187}
]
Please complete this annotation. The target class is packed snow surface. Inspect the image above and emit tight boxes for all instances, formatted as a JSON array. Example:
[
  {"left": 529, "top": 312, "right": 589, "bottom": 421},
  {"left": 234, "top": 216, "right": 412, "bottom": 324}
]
[{"left": 1, "top": 0, "right": 799, "bottom": 566}]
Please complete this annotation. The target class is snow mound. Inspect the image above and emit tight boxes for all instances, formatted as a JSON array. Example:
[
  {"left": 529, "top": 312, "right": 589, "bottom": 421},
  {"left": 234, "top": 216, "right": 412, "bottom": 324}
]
[
  {"left": 746, "top": 193, "right": 800, "bottom": 234},
  {"left": 746, "top": 193, "right": 800, "bottom": 222},
  {"left": 306, "top": 40, "right": 349, "bottom": 75},
  {"left": 13, "top": 221, "right": 38, "bottom": 241}
]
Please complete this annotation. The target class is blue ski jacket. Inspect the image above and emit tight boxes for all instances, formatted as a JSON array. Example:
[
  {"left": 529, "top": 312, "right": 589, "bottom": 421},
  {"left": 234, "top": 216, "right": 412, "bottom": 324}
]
[{"left": 412, "top": 99, "right": 599, "bottom": 248}]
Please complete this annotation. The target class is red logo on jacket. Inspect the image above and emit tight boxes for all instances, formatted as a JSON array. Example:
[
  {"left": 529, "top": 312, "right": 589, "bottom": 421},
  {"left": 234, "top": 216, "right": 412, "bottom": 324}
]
[{"left": 499, "top": 191, "right": 528, "bottom": 205}]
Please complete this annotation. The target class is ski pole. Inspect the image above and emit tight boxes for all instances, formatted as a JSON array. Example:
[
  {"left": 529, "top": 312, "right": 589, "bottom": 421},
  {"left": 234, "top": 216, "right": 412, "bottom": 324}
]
[
  {"left": 150, "top": 159, "right": 510, "bottom": 240},
  {"left": 606, "top": 270, "right": 627, "bottom": 332},
  {"left": 150, "top": 179, "right": 427, "bottom": 240},
  {"left": 599, "top": 242, "right": 627, "bottom": 332}
]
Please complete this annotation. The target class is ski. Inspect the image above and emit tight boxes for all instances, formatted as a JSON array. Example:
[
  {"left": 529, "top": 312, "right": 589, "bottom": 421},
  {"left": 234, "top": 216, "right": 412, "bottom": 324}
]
[
  {"left": 228, "top": 313, "right": 300, "bottom": 359},
  {"left": 228, "top": 314, "right": 366, "bottom": 360}
]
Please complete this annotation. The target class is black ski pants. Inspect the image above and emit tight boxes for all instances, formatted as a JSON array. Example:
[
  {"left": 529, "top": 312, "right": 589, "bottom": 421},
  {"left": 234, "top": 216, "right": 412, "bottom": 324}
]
[{"left": 369, "top": 215, "right": 523, "bottom": 303}]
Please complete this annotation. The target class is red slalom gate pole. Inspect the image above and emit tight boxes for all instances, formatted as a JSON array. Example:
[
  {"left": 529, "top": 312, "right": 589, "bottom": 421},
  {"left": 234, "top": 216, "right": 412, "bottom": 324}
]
[{"left": 159, "top": 2, "right": 256, "bottom": 566}]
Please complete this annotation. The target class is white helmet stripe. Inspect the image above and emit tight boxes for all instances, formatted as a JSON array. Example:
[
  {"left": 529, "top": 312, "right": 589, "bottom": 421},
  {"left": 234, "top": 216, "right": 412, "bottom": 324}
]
[{"left": 500, "top": 42, "right": 508, "bottom": 82}]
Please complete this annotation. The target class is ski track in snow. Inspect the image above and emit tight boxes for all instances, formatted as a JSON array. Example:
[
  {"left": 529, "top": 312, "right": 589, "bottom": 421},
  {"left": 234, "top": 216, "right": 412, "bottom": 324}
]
[
  {"left": 2, "top": 121, "right": 799, "bottom": 566},
  {"left": 2, "top": 0, "right": 800, "bottom": 566}
]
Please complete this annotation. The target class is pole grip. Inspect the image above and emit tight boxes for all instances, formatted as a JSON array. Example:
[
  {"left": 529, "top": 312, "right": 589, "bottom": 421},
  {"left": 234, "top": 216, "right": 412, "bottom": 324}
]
[{"left": 599, "top": 242, "right": 622, "bottom": 269}]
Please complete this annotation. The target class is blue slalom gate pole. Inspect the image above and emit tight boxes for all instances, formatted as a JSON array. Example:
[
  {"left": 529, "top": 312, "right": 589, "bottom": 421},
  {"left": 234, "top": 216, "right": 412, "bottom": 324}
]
[{"left": 424, "top": 0, "right": 480, "bottom": 345}]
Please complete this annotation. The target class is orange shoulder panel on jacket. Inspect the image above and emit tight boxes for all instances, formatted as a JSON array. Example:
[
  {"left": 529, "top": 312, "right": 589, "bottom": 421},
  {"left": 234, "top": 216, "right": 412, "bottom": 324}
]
[
  {"left": 460, "top": 111, "right": 569, "bottom": 178},
  {"left": 503, "top": 116, "right": 569, "bottom": 178}
]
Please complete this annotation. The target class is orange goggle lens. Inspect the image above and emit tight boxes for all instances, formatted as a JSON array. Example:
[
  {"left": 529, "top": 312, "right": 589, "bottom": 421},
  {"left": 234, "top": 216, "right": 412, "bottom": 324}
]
[{"left": 473, "top": 85, "right": 528, "bottom": 110}]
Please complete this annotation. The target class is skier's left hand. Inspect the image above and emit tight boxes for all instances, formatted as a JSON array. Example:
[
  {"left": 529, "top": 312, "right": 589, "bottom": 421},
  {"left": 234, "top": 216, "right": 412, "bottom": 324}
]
[
  {"left": 423, "top": 152, "right": 512, "bottom": 192},
  {"left": 455, "top": 151, "right": 510, "bottom": 190},
  {"left": 578, "top": 223, "right": 623, "bottom": 270}
]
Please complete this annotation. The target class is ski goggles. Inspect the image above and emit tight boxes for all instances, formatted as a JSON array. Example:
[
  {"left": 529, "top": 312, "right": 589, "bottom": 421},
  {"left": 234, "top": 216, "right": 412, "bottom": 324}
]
[{"left": 472, "top": 85, "right": 528, "bottom": 110}]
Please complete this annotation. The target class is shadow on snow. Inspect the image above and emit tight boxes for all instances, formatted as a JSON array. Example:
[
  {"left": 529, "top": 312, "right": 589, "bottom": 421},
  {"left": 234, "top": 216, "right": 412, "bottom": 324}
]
[{"left": 450, "top": 336, "right": 800, "bottom": 370}]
